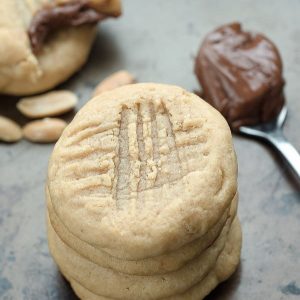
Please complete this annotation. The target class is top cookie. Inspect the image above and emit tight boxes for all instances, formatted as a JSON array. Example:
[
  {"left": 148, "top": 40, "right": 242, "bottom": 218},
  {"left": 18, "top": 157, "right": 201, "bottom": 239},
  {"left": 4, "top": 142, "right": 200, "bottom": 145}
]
[
  {"left": 0, "top": 0, "right": 121, "bottom": 95},
  {"left": 47, "top": 83, "right": 237, "bottom": 259}
]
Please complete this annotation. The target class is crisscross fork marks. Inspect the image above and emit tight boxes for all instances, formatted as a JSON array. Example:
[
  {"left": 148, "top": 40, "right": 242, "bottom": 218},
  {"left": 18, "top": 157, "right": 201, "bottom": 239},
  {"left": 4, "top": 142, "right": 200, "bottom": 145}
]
[
  {"left": 114, "top": 107, "right": 131, "bottom": 209},
  {"left": 63, "top": 101, "right": 208, "bottom": 209},
  {"left": 112, "top": 101, "right": 203, "bottom": 210},
  {"left": 161, "top": 101, "right": 184, "bottom": 174},
  {"left": 152, "top": 101, "right": 184, "bottom": 188},
  {"left": 65, "top": 123, "right": 118, "bottom": 147},
  {"left": 136, "top": 103, "right": 147, "bottom": 192},
  {"left": 150, "top": 102, "right": 160, "bottom": 163},
  {"left": 114, "top": 104, "right": 155, "bottom": 210}
]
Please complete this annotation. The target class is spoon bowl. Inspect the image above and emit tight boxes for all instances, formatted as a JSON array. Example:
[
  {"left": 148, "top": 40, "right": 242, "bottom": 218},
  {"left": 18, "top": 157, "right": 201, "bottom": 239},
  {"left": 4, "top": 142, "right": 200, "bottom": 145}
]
[
  {"left": 238, "top": 105, "right": 300, "bottom": 182},
  {"left": 239, "top": 106, "right": 287, "bottom": 137}
]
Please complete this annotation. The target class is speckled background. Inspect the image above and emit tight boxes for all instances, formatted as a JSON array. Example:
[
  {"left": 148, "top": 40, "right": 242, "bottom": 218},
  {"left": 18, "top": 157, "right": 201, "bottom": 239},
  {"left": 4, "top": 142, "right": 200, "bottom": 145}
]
[{"left": 0, "top": 0, "right": 300, "bottom": 299}]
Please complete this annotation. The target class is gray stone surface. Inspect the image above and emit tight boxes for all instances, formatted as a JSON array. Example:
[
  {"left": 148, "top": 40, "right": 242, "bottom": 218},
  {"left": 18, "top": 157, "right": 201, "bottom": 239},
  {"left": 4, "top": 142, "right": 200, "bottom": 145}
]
[{"left": 0, "top": 0, "right": 300, "bottom": 299}]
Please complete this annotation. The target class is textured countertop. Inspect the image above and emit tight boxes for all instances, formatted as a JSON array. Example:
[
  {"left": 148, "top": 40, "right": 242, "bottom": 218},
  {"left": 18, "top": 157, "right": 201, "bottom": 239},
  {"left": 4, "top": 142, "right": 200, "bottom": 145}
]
[{"left": 0, "top": 1, "right": 300, "bottom": 299}]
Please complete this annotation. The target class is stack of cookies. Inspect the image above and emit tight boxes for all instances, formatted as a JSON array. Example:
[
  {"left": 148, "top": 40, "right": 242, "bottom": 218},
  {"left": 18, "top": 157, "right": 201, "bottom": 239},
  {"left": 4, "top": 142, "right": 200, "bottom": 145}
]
[{"left": 46, "top": 83, "right": 242, "bottom": 300}]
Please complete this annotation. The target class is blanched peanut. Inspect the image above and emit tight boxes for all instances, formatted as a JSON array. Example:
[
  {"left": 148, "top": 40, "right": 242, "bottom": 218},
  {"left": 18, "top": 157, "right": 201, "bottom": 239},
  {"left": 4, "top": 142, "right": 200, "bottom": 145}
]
[
  {"left": 17, "top": 90, "right": 77, "bottom": 118},
  {"left": 0, "top": 116, "right": 22, "bottom": 143},
  {"left": 93, "top": 70, "right": 135, "bottom": 96},
  {"left": 23, "top": 118, "right": 67, "bottom": 143}
]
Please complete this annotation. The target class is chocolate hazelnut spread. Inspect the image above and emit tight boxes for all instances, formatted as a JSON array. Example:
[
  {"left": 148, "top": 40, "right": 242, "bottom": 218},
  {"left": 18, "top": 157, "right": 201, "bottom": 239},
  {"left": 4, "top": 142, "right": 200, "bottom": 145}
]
[
  {"left": 28, "top": 1, "right": 109, "bottom": 53},
  {"left": 195, "top": 23, "right": 285, "bottom": 129}
]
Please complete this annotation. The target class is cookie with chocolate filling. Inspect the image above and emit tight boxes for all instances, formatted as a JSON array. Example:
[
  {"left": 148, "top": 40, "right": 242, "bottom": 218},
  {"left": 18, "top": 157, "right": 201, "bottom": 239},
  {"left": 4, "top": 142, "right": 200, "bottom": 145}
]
[{"left": 0, "top": 0, "right": 121, "bottom": 95}]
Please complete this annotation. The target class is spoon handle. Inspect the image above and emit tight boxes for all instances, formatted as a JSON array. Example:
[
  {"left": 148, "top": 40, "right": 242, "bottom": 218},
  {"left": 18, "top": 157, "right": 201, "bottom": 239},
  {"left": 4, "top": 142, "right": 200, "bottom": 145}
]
[{"left": 266, "top": 130, "right": 300, "bottom": 180}]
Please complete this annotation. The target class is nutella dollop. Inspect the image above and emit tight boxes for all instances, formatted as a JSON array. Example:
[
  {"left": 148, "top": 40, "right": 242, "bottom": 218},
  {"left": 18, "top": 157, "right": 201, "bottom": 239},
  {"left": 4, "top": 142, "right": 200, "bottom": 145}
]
[
  {"left": 195, "top": 23, "right": 285, "bottom": 129},
  {"left": 29, "top": 1, "right": 110, "bottom": 53}
]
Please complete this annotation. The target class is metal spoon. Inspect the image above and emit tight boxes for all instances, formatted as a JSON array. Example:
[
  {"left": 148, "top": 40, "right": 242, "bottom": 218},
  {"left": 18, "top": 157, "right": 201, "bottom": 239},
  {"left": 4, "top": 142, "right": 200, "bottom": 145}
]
[{"left": 239, "top": 105, "right": 300, "bottom": 181}]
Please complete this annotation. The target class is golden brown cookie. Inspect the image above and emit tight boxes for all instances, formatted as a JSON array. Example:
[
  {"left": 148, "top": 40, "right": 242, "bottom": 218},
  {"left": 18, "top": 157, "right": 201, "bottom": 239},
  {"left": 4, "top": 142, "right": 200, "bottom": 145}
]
[
  {"left": 47, "top": 215, "right": 239, "bottom": 299},
  {"left": 47, "top": 187, "right": 238, "bottom": 275},
  {"left": 49, "top": 218, "right": 242, "bottom": 300},
  {"left": 46, "top": 83, "right": 241, "bottom": 300},
  {"left": 0, "top": 0, "right": 121, "bottom": 95},
  {"left": 47, "top": 83, "right": 238, "bottom": 260}
]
